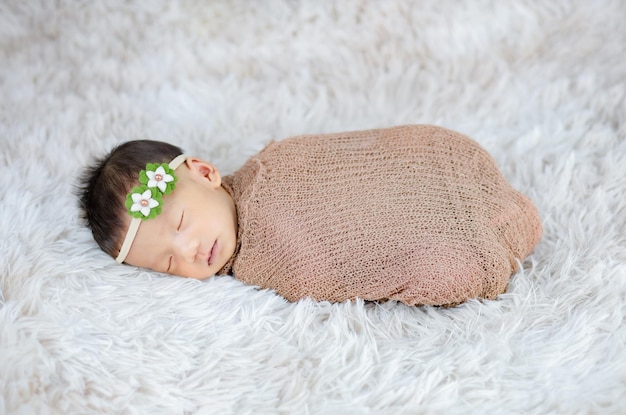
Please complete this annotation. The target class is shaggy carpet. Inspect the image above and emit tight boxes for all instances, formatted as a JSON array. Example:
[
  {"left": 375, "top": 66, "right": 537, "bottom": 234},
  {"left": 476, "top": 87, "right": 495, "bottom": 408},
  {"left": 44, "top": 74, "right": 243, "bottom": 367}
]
[{"left": 1, "top": 1, "right": 625, "bottom": 414}]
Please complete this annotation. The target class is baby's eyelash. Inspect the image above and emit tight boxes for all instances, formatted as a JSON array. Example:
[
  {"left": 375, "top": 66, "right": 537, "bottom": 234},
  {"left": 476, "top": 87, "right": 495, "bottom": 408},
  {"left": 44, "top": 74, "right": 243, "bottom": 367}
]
[{"left": 166, "top": 256, "right": 172, "bottom": 272}]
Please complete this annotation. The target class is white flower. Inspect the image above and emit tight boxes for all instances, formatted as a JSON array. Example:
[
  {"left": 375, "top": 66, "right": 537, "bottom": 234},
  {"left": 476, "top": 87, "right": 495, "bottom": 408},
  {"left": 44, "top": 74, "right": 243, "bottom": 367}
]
[
  {"left": 146, "top": 166, "right": 174, "bottom": 192},
  {"left": 130, "top": 189, "right": 159, "bottom": 217}
]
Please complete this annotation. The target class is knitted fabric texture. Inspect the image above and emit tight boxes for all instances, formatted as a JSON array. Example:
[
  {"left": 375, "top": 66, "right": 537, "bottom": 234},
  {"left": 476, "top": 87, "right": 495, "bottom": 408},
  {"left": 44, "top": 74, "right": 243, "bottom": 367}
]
[{"left": 219, "top": 125, "right": 542, "bottom": 306}]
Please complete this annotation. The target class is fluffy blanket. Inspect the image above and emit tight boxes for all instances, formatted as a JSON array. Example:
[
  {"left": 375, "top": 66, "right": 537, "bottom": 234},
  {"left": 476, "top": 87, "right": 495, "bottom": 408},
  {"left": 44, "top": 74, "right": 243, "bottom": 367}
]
[{"left": 1, "top": 1, "right": 624, "bottom": 413}]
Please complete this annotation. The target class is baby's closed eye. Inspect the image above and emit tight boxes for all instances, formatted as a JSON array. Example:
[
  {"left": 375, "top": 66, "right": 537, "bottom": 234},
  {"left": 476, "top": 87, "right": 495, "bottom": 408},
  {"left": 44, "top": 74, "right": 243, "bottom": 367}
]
[{"left": 177, "top": 211, "right": 184, "bottom": 231}]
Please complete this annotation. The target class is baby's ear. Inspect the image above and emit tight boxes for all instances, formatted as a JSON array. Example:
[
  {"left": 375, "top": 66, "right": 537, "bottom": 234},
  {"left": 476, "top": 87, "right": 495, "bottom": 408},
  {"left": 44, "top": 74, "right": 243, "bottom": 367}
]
[{"left": 185, "top": 158, "right": 221, "bottom": 187}]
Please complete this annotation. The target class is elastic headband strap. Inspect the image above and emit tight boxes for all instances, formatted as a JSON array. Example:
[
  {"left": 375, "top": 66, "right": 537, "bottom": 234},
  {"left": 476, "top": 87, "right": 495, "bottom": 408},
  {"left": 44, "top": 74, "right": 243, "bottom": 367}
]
[{"left": 115, "top": 154, "right": 187, "bottom": 263}]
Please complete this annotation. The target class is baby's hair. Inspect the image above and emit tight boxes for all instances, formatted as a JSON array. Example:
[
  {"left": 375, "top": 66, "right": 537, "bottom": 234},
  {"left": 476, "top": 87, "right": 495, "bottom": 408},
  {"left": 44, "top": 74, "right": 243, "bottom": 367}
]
[{"left": 77, "top": 140, "right": 183, "bottom": 258}]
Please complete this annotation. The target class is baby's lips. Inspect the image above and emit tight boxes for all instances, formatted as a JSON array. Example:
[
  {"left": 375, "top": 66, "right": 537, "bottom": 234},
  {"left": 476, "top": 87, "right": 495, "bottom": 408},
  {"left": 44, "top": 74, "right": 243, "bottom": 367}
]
[{"left": 208, "top": 240, "right": 218, "bottom": 266}]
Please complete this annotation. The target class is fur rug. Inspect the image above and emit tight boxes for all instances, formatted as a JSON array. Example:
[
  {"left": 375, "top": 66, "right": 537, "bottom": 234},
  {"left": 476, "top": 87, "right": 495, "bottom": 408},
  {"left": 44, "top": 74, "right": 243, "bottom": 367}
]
[{"left": 1, "top": 1, "right": 625, "bottom": 413}]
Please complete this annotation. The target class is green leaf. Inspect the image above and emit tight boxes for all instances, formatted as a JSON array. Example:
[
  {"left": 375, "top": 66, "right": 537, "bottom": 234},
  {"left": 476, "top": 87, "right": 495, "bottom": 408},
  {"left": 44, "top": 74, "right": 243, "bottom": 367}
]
[{"left": 138, "top": 170, "right": 149, "bottom": 185}]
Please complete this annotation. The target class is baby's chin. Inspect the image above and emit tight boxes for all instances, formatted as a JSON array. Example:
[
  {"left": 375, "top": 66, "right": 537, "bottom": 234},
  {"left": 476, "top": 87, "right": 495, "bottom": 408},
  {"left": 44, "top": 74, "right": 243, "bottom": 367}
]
[{"left": 170, "top": 271, "right": 213, "bottom": 281}]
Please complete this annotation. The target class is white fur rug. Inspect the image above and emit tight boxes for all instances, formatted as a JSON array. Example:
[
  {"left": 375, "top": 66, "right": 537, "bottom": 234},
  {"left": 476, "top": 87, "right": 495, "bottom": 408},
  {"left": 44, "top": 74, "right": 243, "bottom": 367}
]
[{"left": 1, "top": 1, "right": 625, "bottom": 414}]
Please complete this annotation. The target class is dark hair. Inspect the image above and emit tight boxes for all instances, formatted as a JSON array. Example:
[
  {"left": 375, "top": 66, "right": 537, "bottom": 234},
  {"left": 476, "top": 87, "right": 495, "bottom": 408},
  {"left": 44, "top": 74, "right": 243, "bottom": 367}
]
[{"left": 77, "top": 140, "right": 184, "bottom": 258}]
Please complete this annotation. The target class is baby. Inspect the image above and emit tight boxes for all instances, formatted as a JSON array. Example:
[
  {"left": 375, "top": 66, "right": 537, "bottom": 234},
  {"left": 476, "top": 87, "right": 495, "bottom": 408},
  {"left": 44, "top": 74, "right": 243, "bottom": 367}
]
[{"left": 78, "top": 125, "right": 542, "bottom": 306}]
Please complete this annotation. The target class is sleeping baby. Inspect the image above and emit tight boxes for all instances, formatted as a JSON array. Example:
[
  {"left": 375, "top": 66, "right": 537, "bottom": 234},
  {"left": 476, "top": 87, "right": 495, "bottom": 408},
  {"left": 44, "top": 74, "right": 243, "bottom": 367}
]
[{"left": 78, "top": 125, "right": 542, "bottom": 306}]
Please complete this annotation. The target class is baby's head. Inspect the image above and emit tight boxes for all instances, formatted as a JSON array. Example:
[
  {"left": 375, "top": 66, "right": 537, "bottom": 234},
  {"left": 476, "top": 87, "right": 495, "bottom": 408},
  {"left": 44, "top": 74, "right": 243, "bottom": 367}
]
[{"left": 78, "top": 140, "right": 238, "bottom": 279}]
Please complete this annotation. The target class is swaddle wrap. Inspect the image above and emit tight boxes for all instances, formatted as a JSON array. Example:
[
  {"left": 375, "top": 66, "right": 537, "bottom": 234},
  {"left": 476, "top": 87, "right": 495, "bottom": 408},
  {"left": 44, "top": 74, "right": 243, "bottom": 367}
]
[{"left": 219, "top": 125, "right": 542, "bottom": 306}]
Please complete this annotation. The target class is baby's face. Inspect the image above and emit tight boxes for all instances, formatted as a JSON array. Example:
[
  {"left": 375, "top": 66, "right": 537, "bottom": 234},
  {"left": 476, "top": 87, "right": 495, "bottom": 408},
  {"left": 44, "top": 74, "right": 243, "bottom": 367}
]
[{"left": 122, "top": 158, "right": 238, "bottom": 279}]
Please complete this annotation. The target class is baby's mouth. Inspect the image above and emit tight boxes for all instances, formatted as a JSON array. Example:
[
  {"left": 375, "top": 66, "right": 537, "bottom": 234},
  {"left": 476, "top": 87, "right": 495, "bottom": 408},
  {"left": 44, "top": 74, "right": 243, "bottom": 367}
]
[{"left": 208, "top": 240, "right": 218, "bottom": 266}]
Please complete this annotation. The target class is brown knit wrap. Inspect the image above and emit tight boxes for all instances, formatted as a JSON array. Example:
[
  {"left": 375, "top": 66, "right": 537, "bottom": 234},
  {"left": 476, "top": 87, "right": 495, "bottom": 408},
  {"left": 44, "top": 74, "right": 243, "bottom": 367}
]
[{"left": 220, "top": 125, "right": 542, "bottom": 306}]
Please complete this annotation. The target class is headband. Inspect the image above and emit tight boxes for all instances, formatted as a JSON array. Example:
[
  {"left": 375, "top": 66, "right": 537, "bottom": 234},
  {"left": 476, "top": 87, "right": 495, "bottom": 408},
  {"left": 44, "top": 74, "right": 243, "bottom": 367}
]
[{"left": 115, "top": 154, "right": 187, "bottom": 263}]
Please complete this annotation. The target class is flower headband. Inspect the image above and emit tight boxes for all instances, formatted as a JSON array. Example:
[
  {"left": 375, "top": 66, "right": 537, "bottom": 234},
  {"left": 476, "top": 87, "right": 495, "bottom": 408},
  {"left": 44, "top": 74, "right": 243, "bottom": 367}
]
[{"left": 115, "top": 154, "right": 187, "bottom": 263}]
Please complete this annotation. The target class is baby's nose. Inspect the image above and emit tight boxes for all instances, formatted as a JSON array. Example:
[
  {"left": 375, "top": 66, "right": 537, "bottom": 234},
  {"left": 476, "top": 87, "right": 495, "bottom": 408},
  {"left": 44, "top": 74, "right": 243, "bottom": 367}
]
[{"left": 175, "top": 238, "right": 198, "bottom": 262}]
